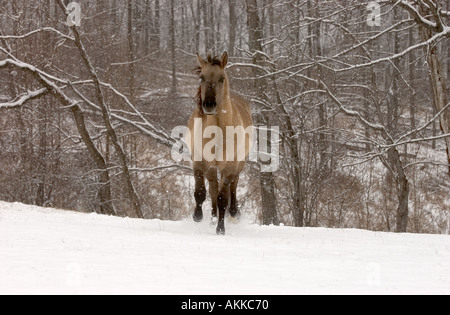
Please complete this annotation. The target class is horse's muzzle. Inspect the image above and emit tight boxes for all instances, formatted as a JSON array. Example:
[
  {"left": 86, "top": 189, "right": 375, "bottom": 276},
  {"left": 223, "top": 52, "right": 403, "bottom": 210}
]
[{"left": 203, "top": 99, "right": 217, "bottom": 115}]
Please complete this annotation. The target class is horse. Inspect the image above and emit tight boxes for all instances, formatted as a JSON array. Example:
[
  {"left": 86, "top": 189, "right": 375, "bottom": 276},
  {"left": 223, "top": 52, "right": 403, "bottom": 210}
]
[{"left": 187, "top": 52, "right": 253, "bottom": 235}]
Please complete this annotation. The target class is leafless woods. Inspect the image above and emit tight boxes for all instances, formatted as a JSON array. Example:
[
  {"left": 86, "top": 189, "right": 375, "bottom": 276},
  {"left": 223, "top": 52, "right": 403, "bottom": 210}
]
[{"left": 0, "top": 0, "right": 449, "bottom": 233}]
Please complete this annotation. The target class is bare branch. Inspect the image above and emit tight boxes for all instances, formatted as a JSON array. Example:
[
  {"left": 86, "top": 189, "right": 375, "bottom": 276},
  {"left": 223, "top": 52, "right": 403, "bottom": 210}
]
[
  {"left": 0, "top": 59, "right": 77, "bottom": 107},
  {"left": 0, "top": 27, "right": 74, "bottom": 41},
  {"left": 393, "top": 0, "right": 439, "bottom": 31},
  {"left": 396, "top": 102, "right": 450, "bottom": 144},
  {"left": 0, "top": 88, "right": 48, "bottom": 109},
  {"left": 335, "top": 27, "right": 450, "bottom": 73},
  {"left": 56, "top": 0, "right": 145, "bottom": 218},
  {"left": 318, "top": 79, "right": 391, "bottom": 137}
]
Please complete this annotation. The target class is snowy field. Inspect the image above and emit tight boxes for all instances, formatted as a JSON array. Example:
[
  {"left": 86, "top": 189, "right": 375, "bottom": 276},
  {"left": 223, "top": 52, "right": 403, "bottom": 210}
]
[{"left": 0, "top": 201, "right": 449, "bottom": 295}]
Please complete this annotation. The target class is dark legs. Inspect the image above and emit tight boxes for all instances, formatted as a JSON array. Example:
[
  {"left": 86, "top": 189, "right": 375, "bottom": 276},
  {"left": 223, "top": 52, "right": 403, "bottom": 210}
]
[
  {"left": 192, "top": 165, "right": 241, "bottom": 235},
  {"left": 193, "top": 168, "right": 206, "bottom": 222},
  {"left": 216, "top": 188, "right": 229, "bottom": 235},
  {"left": 229, "top": 177, "right": 240, "bottom": 218},
  {"left": 206, "top": 168, "right": 218, "bottom": 220},
  {"left": 216, "top": 173, "right": 238, "bottom": 235},
  {"left": 193, "top": 166, "right": 218, "bottom": 223}
]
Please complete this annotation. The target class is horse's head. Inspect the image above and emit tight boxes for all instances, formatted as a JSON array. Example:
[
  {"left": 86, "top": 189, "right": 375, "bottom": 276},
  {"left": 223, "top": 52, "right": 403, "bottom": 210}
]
[{"left": 196, "top": 52, "right": 229, "bottom": 115}]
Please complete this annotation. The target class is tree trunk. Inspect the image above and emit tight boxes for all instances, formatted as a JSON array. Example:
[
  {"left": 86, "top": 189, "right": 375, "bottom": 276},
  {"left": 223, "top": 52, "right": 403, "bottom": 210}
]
[
  {"left": 427, "top": 48, "right": 450, "bottom": 175},
  {"left": 181, "top": 4, "right": 185, "bottom": 50},
  {"left": 144, "top": 0, "right": 151, "bottom": 56},
  {"left": 36, "top": 102, "right": 47, "bottom": 207},
  {"left": 127, "top": 0, "right": 135, "bottom": 102},
  {"left": 195, "top": 0, "right": 201, "bottom": 52},
  {"left": 307, "top": 0, "right": 327, "bottom": 168},
  {"left": 388, "top": 147, "right": 410, "bottom": 233},
  {"left": 284, "top": 116, "right": 304, "bottom": 227},
  {"left": 246, "top": 0, "right": 278, "bottom": 226},
  {"left": 209, "top": 0, "right": 215, "bottom": 54},
  {"left": 409, "top": 26, "right": 416, "bottom": 138},
  {"left": 169, "top": 0, "right": 177, "bottom": 94},
  {"left": 270, "top": 65, "right": 304, "bottom": 226},
  {"left": 389, "top": 8, "right": 409, "bottom": 232},
  {"left": 228, "top": 0, "right": 236, "bottom": 56},
  {"left": 71, "top": 105, "right": 115, "bottom": 216},
  {"left": 57, "top": 0, "right": 144, "bottom": 219},
  {"left": 268, "top": 0, "right": 275, "bottom": 56},
  {"left": 419, "top": 5, "right": 450, "bottom": 176},
  {"left": 202, "top": 0, "right": 209, "bottom": 52},
  {"left": 154, "top": 0, "right": 160, "bottom": 52},
  {"left": 8, "top": 57, "right": 116, "bottom": 215},
  {"left": 447, "top": 0, "right": 450, "bottom": 100}
]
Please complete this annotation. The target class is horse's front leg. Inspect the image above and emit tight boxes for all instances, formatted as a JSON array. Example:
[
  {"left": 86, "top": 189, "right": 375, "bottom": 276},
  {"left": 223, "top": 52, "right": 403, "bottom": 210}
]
[
  {"left": 193, "top": 167, "right": 206, "bottom": 222},
  {"left": 206, "top": 168, "right": 218, "bottom": 223},
  {"left": 216, "top": 174, "right": 233, "bottom": 235}
]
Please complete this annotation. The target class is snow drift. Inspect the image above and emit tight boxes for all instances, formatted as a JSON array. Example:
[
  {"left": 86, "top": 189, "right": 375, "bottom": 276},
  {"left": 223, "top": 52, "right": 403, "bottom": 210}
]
[{"left": 0, "top": 201, "right": 448, "bottom": 295}]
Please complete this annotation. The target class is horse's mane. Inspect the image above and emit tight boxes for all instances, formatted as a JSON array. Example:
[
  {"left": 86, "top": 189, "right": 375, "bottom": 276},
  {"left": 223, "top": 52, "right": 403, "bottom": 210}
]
[
  {"left": 207, "top": 54, "right": 222, "bottom": 66},
  {"left": 196, "top": 85, "right": 203, "bottom": 116},
  {"left": 194, "top": 54, "right": 221, "bottom": 74},
  {"left": 194, "top": 53, "right": 222, "bottom": 116}
]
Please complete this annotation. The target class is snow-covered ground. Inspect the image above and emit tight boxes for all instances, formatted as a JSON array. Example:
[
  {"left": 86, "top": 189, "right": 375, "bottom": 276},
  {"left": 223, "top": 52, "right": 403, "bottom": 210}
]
[{"left": 0, "top": 201, "right": 449, "bottom": 295}]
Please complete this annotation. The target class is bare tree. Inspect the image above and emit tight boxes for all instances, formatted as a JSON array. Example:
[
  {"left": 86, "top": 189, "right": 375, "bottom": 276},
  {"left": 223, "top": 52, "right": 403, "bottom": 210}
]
[
  {"left": 246, "top": 0, "right": 278, "bottom": 226},
  {"left": 0, "top": 0, "right": 448, "bottom": 233}
]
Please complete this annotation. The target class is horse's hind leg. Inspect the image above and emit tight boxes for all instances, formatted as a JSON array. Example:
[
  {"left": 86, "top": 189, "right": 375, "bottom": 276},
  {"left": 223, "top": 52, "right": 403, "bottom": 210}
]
[
  {"left": 193, "top": 167, "right": 206, "bottom": 222},
  {"left": 229, "top": 175, "right": 240, "bottom": 219}
]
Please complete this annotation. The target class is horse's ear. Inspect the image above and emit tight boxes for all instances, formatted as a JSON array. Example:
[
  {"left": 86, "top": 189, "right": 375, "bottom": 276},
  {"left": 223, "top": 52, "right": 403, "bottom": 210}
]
[
  {"left": 197, "top": 52, "right": 207, "bottom": 68},
  {"left": 220, "top": 51, "right": 228, "bottom": 69}
]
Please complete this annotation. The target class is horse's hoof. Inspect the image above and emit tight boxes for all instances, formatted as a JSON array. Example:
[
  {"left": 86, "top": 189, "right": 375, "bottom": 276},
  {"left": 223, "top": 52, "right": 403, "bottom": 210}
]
[
  {"left": 193, "top": 212, "right": 203, "bottom": 223},
  {"left": 216, "top": 225, "right": 225, "bottom": 235},
  {"left": 229, "top": 209, "right": 241, "bottom": 219}
]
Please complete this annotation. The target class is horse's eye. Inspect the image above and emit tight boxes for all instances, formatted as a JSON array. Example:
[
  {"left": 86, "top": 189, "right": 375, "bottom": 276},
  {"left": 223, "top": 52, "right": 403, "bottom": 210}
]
[
  {"left": 219, "top": 77, "right": 225, "bottom": 83},
  {"left": 200, "top": 76, "right": 205, "bottom": 82}
]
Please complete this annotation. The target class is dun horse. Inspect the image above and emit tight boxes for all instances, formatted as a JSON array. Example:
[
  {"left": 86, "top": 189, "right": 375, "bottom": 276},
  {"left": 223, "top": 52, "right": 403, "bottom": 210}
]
[{"left": 187, "top": 52, "right": 253, "bottom": 235}]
